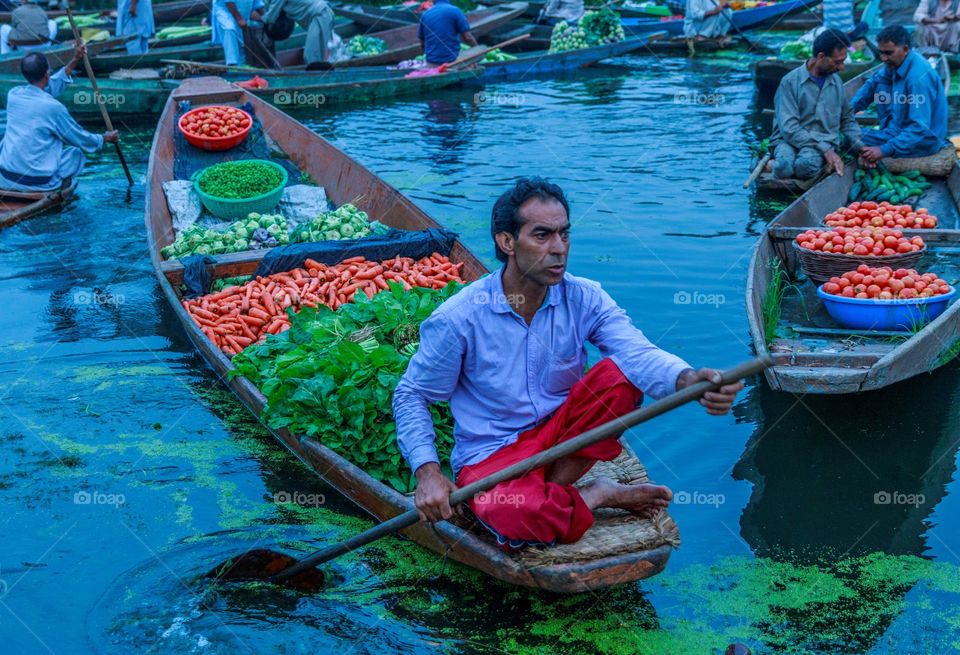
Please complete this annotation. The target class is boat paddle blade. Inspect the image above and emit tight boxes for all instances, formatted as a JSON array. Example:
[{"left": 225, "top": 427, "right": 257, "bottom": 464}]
[{"left": 205, "top": 549, "right": 326, "bottom": 592}]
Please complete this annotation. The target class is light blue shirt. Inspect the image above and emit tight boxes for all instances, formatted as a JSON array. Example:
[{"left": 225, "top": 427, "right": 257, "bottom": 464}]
[
  {"left": 211, "top": 0, "right": 265, "bottom": 42},
  {"left": 393, "top": 269, "right": 692, "bottom": 476},
  {"left": 117, "top": 0, "right": 155, "bottom": 38},
  {"left": 851, "top": 50, "right": 950, "bottom": 158},
  {"left": 0, "top": 69, "right": 103, "bottom": 188}
]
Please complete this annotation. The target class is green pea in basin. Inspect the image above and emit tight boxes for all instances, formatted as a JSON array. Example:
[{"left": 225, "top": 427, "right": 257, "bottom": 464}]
[{"left": 198, "top": 161, "right": 285, "bottom": 200}]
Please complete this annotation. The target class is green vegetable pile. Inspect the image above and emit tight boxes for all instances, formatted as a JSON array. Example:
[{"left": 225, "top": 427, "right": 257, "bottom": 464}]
[
  {"left": 291, "top": 203, "right": 374, "bottom": 242},
  {"left": 549, "top": 9, "right": 625, "bottom": 53},
  {"left": 213, "top": 275, "right": 251, "bottom": 292},
  {"left": 55, "top": 13, "right": 101, "bottom": 28},
  {"left": 161, "top": 212, "right": 289, "bottom": 259},
  {"left": 156, "top": 25, "right": 211, "bottom": 40},
  {"left": 348, "top": 35, "right": 388, "bottom": 57},
  {"left": 231, "top": 282, "right": 463, "bottom": 492},
  {"left": 197, "top": 161, "right": 284, "bottom": 200},
  {"left": 778, "top": 40, "right": 811, "bottom": 60},
  {"left": 850, "top": 166, "right": 931, "bottom": 204}
]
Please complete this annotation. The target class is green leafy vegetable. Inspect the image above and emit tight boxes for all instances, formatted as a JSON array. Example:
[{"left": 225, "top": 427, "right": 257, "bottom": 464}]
[{"left": 231, "top": 282, "right": 464, "bottom": 492}]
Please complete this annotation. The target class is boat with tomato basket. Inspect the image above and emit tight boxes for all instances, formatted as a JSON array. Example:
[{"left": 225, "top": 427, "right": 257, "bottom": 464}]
[
  {"left": 745, "top": 156, "right": 960, "bottom": 394},
  {"left": 146, "top": 76, "right": 680, "bottom": 592}
]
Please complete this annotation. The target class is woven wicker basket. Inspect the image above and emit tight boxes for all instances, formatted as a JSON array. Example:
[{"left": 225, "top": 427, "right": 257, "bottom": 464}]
[
  {"left": 792, "top": 241, "right": 926, "bottom": 283},
  {"left": 880, "top": 145, "right": 957, "bottom": 176}
]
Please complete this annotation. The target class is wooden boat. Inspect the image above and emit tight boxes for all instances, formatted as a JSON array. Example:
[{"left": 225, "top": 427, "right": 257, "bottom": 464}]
[
  {"left": 622, "top": 0, "right": 821, "bottom": 36},
  {"left": 746, "top": 65, "right": 960, "bottom": 394},
  {"left": 0, "top": 179, "right": 77, "bottom": 231},
  {"left": 0, "top": 36, "right": 127, "bottom": 74},
  {"left": 274, "top": 2, "right": 529, "bottom": 69},
  {"left": 145, "top": 76, "right": 679, "bottom": 592},
  {"left": 0, "top": 0, "right": 211, "bottom": 24},
  {"left": 0, "top": 65, "right": 473, "bottom": 116},
  {"left": 472, "top": 32, "right": 665, "bottom": 82}
]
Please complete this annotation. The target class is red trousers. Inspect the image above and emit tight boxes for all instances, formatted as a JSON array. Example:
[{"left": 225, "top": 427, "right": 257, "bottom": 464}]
[{"left": 456, "top": 358, "right": 643, "bottom": 549}]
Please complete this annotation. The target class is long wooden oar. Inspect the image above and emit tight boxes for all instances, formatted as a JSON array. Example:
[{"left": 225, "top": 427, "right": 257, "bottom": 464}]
[
  {"left": 744, "top": 152, "right": 772, "bottom": 188},
  {"left": 445, "top": 34, "right": 530, "bottom": 71},
  {"left": 206, "top": 355, "right": 772, "bottom": 592},
  {"left": 65, "top": 4, "right": 133, "bottom": 185}
]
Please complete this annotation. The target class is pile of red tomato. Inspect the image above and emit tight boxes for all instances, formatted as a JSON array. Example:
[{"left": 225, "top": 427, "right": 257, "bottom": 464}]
[
  {"left": 823, "top": 201, "right": 938, "bottom": 229},
  {"left": 795, "top": 226, "right": 924, "bottom": 256},
  {"left": 822, "top": 264, "right": 952, "bottom": 300},
  {"left": 180, "top": 106, "right": 252, "bottom": 139}
]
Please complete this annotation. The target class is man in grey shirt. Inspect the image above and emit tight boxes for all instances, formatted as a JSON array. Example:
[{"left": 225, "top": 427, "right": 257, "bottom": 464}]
[{"left": 771, "top": 29, "right": 863, "bottom": 180}]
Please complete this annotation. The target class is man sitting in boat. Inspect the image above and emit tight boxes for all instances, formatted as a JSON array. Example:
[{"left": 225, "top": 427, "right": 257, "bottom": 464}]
[
  {"left": 211, "top": 0, "right": 265, "bottom": 66},
  {"left": 262, "top": 0, "right": 334, "bottom": 67},
  {"left": 393, "top": 178, "right": 744, "bottom": 550},
  {"left": 538, "top": 0, "right": 584, "bottom": 25},
  {"left": 852, "top": 25, "right": 951, "bottom": 164},
  {"left": 116, "top": 0, "right": 154, "bottom": 55},
  {"left": 418, "top": 0, "right": 477, "bottom": 67},
  {"left": 0, "top": 0, "right": 57, "bottom": 55},
  {"left": 683, "top": 0, "right": 732, "bottom": 40},
  {"left": 0, "top": 46, "right": 118, "bottom": 192},
  {"left": 770, "top": 29, "right": 862, "bottom": 181},
  {"left": 913, "top": 0, "right": 960, "bottom": 53}
]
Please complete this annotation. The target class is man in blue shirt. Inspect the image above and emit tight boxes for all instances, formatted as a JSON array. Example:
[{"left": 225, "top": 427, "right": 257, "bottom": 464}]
[
  {"left": 393, "top": 178, "right": 744, "bottom": 549},
  {"left": 852, "top": 25, "right": 950, "bottom": 163},
  {"left": 417, "top": 0, "right": 477, "bottom": 66}
]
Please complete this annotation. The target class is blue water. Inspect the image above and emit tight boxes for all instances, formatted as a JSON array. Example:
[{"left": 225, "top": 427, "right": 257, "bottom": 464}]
[{"left": 1, "top": 53, "right": 958, "bottom": 654}]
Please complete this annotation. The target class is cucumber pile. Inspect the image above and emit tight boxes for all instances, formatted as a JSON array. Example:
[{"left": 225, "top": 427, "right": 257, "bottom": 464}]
[{"left": 850, "top": 166, "right": 931, "bottom": 205}]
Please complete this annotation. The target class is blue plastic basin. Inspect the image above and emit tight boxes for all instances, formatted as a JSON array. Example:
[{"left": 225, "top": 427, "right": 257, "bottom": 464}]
[{"left": 817, "top": 285, "right": 956, "bottom": 331}]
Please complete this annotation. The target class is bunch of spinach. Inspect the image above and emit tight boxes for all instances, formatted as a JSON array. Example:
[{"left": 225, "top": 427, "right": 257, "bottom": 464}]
[{"left": 231, "top": 282, "right": 463, "bottom": 493}]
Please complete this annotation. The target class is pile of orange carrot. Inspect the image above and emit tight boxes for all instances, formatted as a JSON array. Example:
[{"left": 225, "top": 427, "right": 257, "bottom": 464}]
[{"left": 182, "top": 253, "right": 465, "bottom": 356}]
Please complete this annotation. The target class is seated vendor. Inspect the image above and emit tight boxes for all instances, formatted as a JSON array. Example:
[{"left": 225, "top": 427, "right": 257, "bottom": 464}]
[{"left": 393, "top": 177, "right": 744, "bottom": 549}]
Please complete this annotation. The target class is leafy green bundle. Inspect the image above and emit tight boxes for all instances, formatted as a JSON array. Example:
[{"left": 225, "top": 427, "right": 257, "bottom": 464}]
[
  {"left": 197, "top": 161, "right": 285, "bottom": 200},
  {"left": 231, "top": 282, "right": 464, "bottom": 492}
]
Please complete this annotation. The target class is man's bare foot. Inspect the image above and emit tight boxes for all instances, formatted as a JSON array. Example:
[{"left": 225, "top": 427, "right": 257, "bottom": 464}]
[{"left": 579, "top": 477, "right": 673, "bottom": 518}]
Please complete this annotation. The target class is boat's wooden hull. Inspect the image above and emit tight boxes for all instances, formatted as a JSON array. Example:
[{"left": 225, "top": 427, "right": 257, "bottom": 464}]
[
  {"left": 0, "top": 66, "right": 472, "bottom": 116},
  {"left": 746, "top": 162, "right": 960, "bottom": 394},
  {"left": 0, "top": 0, "right": 210, "bottom": 24},
  {"left": 0, "top": 179, "right": 77, "bottom": 231},
  {"left": 146, "top": 77, "right": 676, "bottom": 591},
  {"left": 0, "top": 36, "right": 127, "bottom": 74},
  {"left": 622, "top": 0, "right": 821, "bottom": 36}
]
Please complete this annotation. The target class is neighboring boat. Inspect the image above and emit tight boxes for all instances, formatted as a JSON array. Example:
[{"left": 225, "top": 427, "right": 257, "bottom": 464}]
[
  {"left": 745, "top": 162, "right": 960, "bottom": 393},
  {"left": 0, "top": 36, "right": 128, "bottom": 74},
  {"left": 274, "top": 2, "right": 529, "bottom": 69},
  {"left": 0, "top": 65, "right": 474, "bottom": 116},
  {"left": 622, "top": 0, "right": 821, "bottom": 36},
  {"left": 0, "top": 0, "right": 210, "bottom": 24},
  {"left": 146, "top": 76, "right": 679, "bottom": 591},
  {"left": 0, "top": 179, "right": 77, "bottom": 231}
]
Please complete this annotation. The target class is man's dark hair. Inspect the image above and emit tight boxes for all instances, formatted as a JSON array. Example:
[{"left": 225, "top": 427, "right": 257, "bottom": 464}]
[
  {"left": 876, "top": 25, "right": 911, "bottom": 47},
  {"left": 812, "top": 29, "right": 851, "bottom": 58},
  {"left": 490, "top": 177, "right": 569, "bottom": 262},
  {"left": 20, "top": 52, "right": 49, "bottom": 84}
]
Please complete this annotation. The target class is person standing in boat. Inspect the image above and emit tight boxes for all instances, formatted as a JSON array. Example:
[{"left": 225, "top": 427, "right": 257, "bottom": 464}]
[
  {"left": 417, "top": 0, "right": 477, "bottom": 67},
  {"left": 211, "top": 0, "right": 265, "bottom": 65},
  {"left": 261, "top": 0, "right": 334, "bottom": 66},
  {"left": 393, "top": 178, "right": 744, "bottom": 550},
  {"left": 538, "top": 0, "right": 584, "bottom": 25},
  {"left": 770, "top": 29, "right": 862, "bottom": 181},
  {"left": 852, "top": 25, "right": 950, "bottom": 163},
  {"left": 116, "top": 0, "right": 154, "bottom": 55},
  {"left": 683, "top": 0, "right": 732, "bottom": 40},
  {"left": 913, "top": 0, "right": 960, "bottom": 53},
  {"left": 0, "top": 0, "right": 57, "bottom": 55},
  {"left": 0, "top": 46, "right": 118, "bottom": 192}
]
